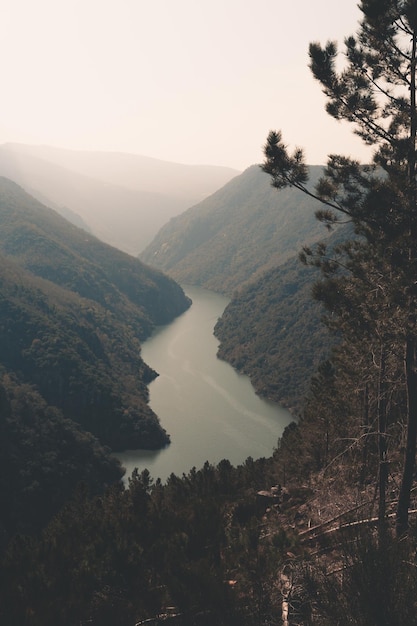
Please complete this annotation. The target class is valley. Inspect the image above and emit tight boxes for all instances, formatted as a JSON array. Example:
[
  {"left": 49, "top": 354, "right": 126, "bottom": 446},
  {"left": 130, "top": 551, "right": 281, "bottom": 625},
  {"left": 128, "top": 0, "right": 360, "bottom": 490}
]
[
  {"left": 140, "top": 164, "right": 337, "bottom": 412},
  {"left": 1, "top": 119, "right": 415, "bottom": 624},
  {"left": 3, "top": 0, "right": 417, "bottom": 623},
  {"left": 0, "top": 143, "right": 239, "bottom": 255},
  {"left": 117, "top": 284, "right": 293, "bottom": 482}
]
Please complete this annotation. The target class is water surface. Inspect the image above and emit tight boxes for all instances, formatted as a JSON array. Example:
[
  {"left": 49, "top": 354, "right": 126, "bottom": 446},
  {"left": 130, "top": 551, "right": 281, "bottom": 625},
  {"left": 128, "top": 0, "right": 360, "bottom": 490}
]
[{"left": 117, "top": 285, "right": 293, "bottom": 482}]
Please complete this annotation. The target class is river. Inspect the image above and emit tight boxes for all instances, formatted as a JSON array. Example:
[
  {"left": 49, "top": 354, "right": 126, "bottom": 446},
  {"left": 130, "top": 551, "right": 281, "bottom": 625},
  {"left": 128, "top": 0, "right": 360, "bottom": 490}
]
[{"left": 117, "top": 285, "right": 294, "bottom": 482}]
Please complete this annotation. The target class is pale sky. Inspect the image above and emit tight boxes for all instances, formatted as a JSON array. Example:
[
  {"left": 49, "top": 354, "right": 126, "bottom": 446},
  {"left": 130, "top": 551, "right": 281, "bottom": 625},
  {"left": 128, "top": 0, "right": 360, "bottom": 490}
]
[{"left": 1, "top": 0, "right": 371, "bottom": 170}]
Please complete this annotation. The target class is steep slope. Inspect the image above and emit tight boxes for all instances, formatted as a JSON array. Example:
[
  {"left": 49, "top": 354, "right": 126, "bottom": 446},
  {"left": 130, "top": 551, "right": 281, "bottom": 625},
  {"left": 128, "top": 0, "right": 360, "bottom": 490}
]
[
  {"left": 141, "top": 163, "right": 347, "bottom": 411},
  {"left": 0, "top": 370, "right": 125, "bottom": 536},
  {"left": 0, "top": 252, "right": 167, "bottom": 450},
  {"left": 0, "top": 144, "right": 239, "bottom": 255},
  {"left": 0, "top": 177, "right": 190, "bottom": 333},
  {"left": 214, "top": 225, "right": 352, "bottom": 411},
  {"left": 140, "top": 165, "right": 326, "bottom": 294},
  {"left": 0, "top": 177, "right": 191, "bottom": 450},
  {"left": 214, "top": 256, "right": 333, "bottom": 413}
]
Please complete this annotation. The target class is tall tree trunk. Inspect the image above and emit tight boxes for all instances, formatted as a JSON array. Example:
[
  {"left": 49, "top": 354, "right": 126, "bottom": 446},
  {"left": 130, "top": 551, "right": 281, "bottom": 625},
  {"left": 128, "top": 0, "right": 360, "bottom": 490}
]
[
  {"left": 360, "top": 382, "right": 370, "bottom": 485},
  {"left": 378, "top": 348, "right": 388, "bottom": 542},
  {"left": 396, "top": 28, "right": 417, "bottom": 538},
  {"left": 397, "top": 339, "right": 417, "bottom": 536}
]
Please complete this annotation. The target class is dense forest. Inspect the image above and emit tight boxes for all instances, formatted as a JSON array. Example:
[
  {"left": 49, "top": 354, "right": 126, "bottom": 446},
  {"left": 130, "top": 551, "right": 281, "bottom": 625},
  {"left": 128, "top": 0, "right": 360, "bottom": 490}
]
[
  {"left": 0, "top": 176, "right": 192, "bottom": 544},
  {"left": 213, "top": 223, "right": 357, "bottom": 412},
  {"left": 214, "top": 256, "right": 333, "bottom": 413},
  {"left": 3, "top": 2, "right": 417, "bottom": 625}
]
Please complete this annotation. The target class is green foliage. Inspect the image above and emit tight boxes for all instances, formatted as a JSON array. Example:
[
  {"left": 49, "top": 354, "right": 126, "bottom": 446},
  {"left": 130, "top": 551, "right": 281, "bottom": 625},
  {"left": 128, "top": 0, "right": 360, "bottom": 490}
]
[
  {"left": 214, "top": 253, "right": 334, "bottom": 412},
  {"left": 0, "top": 176, "right": 191, "bottom": 331},
  {"left": 0, "top": 251, "right": 169, "bottom": 451},
  {"left": 140, "top": 165, "right": 326, "bottom": 294},
  {"left": 0, "top": 371, "right": 124, "bottom": 538},
  {"left": 0, "top": 177, "right": 192, "bottom": 451},
  {"left": 263, "top": 0, "right": 417, "bottom": 538},
  {"left": 0, "top": 458, "right": 287, "bottom": 626},
  {"left": 8, "top": 5, "right": 417, "bottom": 624},
  {"left": 141, "top": 164, "right": 343, "bottom": 412}
]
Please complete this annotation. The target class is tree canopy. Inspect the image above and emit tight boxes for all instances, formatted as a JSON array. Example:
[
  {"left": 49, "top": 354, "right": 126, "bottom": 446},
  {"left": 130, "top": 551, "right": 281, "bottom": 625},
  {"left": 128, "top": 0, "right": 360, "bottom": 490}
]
[{"left": 262, "top": 0, "right": 417, "bottom": 537}]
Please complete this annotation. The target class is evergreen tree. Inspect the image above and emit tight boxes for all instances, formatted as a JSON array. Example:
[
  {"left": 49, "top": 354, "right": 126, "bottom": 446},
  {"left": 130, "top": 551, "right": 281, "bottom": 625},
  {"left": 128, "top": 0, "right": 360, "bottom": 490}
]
[{"left": 262, "top": 0, "right": 417, "bottom": 536}]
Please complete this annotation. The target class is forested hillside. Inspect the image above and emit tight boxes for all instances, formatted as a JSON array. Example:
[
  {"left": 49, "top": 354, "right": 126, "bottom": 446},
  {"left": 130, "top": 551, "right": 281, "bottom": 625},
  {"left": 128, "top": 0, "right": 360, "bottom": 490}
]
[
  {"left": 0, "top": 177, "right": 193, "bottom": 534},
  {"left": 214, "top": 256, "right": 332, "bottom": 412},
  {"left": 140, "top": 165, "right": 326, "bottom": 294},
  {"left": 0, "top": 370, "right": 125, "bottom": 537},
  {"left": 213, "top": 221, "right": 353, "bottom": 411},
  {"left": 141, "top": 163, "right": 338, "bottom": 410},
  {"left": 3, "top": 3, "right": 417, "bottom": 625},
  {"left": 0, "top": 249, "right": 168, "bottom": 451},
  {"left": 0, "top": 177, "right": 191, "bottom": 449},
  {"left": 0, "top": 177, "right": 190, "bottom": 334}
]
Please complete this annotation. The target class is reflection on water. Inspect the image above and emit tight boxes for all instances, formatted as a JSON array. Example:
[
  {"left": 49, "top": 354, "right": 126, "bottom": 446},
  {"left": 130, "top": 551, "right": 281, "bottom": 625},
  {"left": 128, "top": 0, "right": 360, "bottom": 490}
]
[{"left": 117, "top": 285, "right": 294, "bottom": 482}]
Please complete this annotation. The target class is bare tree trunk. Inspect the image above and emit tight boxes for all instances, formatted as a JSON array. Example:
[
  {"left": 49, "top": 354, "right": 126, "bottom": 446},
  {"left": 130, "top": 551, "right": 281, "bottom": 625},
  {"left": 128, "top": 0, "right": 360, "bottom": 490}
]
[
  {"left": 396, "top": 338, "right": 417, "bottom": 536},
  {"left": 378, "top": 348, "right": 388, "bottom": 543},
  {"left": 396, "top": 28, "right": 417, "bottom": 538},
  {"left": 360, "top": 382, "right": 370, "bottom": 485},
  {"left": 280, "top": 566, "right": 292, "bottom": 626}
]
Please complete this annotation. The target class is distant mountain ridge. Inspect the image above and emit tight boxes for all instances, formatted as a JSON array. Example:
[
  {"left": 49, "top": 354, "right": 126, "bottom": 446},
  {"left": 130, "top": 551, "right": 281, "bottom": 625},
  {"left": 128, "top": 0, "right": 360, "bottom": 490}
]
[
  {"left": 0, "top": 143, "right": 239, "bottom": 255},
  {"left": 5, "top": 143, "right": 239, "bottom": 198},
  {"left": 140, "top": 165, "right": 326, "bottom": 294}
]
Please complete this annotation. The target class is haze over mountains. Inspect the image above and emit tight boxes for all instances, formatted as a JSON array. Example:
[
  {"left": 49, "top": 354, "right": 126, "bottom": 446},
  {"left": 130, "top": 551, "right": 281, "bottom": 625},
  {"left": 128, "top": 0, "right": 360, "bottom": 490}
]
[
  {"left": 140, "top": 165, "right": 327, "bottom": 294},
  {"left": 0, "top": 143, "right": 239, "bottom": 255},
  {"left": 0, "top": 148, "right": 371, "bottom": 625}
]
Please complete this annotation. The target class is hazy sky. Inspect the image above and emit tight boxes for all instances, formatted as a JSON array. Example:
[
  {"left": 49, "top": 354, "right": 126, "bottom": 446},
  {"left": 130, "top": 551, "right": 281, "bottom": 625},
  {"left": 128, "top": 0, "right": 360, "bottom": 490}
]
[{"left": 1, "top": 0, "right": 372, "bottom": 170}]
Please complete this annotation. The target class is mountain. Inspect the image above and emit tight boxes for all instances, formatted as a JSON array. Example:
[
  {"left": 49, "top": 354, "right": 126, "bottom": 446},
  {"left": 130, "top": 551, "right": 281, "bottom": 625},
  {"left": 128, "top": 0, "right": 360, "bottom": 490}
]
[
  {"left": 214, "top": 219, "right": 355, "bottom": 412},
  {"left": 213, "top": 200, "right": 358, "bottom": 411},
  {"left": 0, "top": 144, "right": 239, "bottom": 255},
  {"left": 140, "top": 163, "right": 347, "bottom": 411},
  {"left": 7, "top": 143, "right": 240, "bottom": 199},
  {"left": 0, "top": 370, "right": 125, "bottom": 536},
  {"left": 214, "top": 255, "right": 334, "bottom": 413},
  {"left": 139, "top": 165, "right": 326, "bottom": 294},
  {"left": 0, "top": 177, "right": 191, "bottom": 451}
]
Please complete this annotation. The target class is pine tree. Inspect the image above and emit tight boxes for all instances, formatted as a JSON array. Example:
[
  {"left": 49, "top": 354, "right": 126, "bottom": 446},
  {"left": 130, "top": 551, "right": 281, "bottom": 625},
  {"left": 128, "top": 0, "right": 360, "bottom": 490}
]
[{"left": 262, "top": 0, "right": 417, "bottom": 537}]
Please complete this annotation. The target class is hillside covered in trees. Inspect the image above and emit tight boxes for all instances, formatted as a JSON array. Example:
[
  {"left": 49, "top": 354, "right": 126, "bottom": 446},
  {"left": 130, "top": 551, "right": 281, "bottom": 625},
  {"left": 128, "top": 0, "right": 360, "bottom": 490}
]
[
  {"left": 214, "top": 256, "right": 332, "bottom": 413},
  {"left": 140, "top": 165, "right": 326, "bottom": 294},
  {"left": 141, "top": 163, "right": 338, "bottom": 410},
  {"left": 0, "top": 176, "right": 191, "bottom": 538},
  {"left": 140, "top": 164, "right": 335, "bottom": 411},
  {"left": 0, "top": 177, "right": 191, "bottom": 449},
  {"left": 4, "top": 2, "right": 417, "bottom": 625},
  {"left": 213, "top": 221, "right": 355, "bottom": 412}
]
